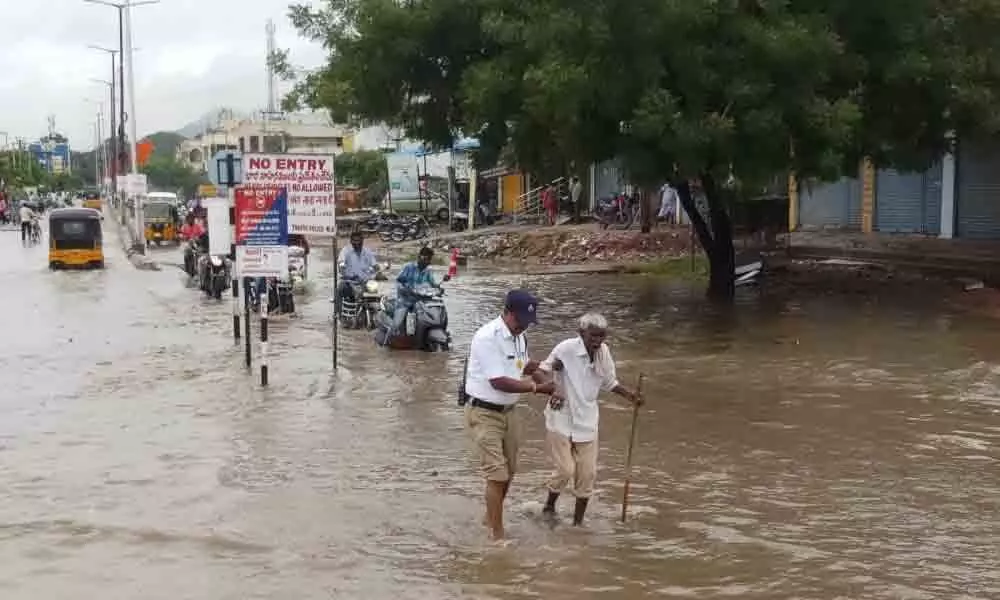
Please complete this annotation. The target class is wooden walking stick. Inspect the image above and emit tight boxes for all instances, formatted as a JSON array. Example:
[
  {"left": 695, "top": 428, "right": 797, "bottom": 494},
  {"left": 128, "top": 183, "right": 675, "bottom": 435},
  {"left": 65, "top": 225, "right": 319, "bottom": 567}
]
[{"left": 621, "top": 373, "right": 644, "bottom": 523}]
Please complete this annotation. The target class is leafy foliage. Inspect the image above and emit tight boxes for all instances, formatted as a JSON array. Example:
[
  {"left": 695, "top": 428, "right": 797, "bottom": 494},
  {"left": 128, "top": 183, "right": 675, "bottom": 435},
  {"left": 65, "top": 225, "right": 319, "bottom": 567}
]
[
  {"left": 140, "top": 156, "right": 206, "bottom": 197},
  {"left": 280, "top": 0, "right": 1000, "bottom": 296},
  {"left": 334, "top": 150, "right": 388, "bottom": 202}
]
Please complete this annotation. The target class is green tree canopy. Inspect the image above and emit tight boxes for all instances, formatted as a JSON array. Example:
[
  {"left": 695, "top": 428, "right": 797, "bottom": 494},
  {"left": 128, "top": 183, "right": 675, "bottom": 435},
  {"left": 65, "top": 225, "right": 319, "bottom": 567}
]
[
  {"left": 140, "top": 156, "right": 206, "bottom": 197},
  {"left": 280, "top": 0, "right": 1000, "bottom": 297}
]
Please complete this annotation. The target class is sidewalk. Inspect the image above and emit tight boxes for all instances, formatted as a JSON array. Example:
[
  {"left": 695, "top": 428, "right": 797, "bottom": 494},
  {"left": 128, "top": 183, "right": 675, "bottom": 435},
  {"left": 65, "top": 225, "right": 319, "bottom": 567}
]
[{"left": 786, "top": 231, "right": 1000, "bottom": 282}]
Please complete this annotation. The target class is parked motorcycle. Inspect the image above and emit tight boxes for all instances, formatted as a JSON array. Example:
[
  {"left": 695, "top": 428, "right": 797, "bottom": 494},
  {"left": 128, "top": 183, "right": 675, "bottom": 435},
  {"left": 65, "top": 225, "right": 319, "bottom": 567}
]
[
  {"left": 247, "top": 277, "right": 296, "bottom": 314},
  {"left": 198, "top": 253, "right": 231, "bottom": 299},
  {"left": 372, "top": 285, "right": 451, "bottom": 351}
]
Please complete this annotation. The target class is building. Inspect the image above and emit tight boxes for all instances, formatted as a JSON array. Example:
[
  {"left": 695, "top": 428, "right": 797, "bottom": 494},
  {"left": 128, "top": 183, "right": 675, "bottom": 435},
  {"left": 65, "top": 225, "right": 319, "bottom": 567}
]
[
  {"left": 789, "top": 145, "right": 1000, "bottom": 238},
  {"left": 177, "top": 113, "right": 349, "bottom": 173}
]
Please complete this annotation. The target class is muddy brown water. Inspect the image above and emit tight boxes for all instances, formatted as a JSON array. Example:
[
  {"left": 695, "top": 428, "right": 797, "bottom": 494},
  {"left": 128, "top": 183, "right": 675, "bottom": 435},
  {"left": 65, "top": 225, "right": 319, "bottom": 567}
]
[{"left": 1, "top": 224, "right": 999, "bottom": 599}]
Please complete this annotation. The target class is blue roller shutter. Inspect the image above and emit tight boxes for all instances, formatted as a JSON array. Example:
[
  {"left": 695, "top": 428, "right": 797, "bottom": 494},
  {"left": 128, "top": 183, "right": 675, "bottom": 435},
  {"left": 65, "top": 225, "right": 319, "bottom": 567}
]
[
  {"left": 798, "top": 177, "right": 861, "bottom": 230},
  {"left": 957, "top": 143, "right": 1000, "bottom": 239},
  {"left": 874, "top": 163, "right": 942, "bottom": 234}
]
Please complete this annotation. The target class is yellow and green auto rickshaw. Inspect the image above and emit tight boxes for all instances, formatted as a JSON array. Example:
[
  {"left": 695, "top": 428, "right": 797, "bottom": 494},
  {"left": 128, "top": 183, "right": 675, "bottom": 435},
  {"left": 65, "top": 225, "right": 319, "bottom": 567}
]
[
  {"left": 143, "top": 200, "right": 179, "bottom": 245},
  {"left": 48, "top": 208, "right": 104, "bottom": 270}
]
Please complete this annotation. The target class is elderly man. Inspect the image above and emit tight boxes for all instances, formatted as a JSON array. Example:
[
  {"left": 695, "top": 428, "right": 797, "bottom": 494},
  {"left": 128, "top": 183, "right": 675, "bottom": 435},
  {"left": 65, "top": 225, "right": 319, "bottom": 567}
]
[
  {"left": 538, "top": 312, "right": 641, "bottom": 526},
  {"left": 465, "top": 289, "right": 557, "bottom": 540}
]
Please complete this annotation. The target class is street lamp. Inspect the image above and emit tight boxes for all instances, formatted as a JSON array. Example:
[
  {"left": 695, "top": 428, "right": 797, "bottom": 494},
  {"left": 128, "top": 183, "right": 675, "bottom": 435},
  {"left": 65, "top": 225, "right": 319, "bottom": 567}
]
[
  {"left": 88, "top": 45, "right": 119, "bottom": 195},
  {"left": 83, "top": 0, "right": 159, "bottom": 250}
]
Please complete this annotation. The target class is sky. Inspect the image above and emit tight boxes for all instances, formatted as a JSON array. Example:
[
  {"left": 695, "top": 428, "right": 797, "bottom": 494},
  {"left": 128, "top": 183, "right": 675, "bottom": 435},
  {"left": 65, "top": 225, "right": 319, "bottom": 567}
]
[{"left": 0, "top": 0, "right": 327, "bottom": 150}]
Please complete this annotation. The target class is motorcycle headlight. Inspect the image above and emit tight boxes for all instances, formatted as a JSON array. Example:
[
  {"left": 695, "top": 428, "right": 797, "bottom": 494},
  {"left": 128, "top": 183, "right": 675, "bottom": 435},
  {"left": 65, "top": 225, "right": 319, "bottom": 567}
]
[
  {"left": 365, "top": 280, "right": 379, "bottom": 294},
  {"left": 210, "top": 256, "right": 222, "bottom": 267}
]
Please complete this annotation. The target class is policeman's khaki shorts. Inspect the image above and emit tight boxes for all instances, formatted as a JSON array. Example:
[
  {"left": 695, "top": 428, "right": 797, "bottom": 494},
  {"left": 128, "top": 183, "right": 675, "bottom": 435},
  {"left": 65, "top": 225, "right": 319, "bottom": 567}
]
[{"left": 465, "top": 404, "right": 520, "bottom": 482}]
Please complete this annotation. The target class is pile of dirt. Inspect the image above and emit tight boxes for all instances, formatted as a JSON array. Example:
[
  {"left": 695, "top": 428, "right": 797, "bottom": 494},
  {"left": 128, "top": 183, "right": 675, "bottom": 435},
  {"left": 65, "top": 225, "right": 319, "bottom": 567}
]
[{"left": 426, "top": 227, "right": 695, "bottom": 264}]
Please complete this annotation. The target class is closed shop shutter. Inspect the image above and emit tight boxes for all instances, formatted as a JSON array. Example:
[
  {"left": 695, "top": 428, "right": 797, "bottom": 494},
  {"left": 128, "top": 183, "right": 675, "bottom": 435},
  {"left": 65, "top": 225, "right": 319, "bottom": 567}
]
[
  {"left": 957, "top": 143, "right": 1000, "bottom": 239},
  {"left": 875, "top": 163, "right": 943, "bottom": 234},
  {"left": 798, "top": 177, "right": 861, "bottom": 229}
]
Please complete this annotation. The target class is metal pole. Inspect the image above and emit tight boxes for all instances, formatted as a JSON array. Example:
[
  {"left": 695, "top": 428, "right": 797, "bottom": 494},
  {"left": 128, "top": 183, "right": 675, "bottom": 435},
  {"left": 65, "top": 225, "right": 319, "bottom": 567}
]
[
  {"left": 244, "top": 278, "right": 252, "bottom": 368},
  {"left": 332, "top": 236, "right": 339, "bottom": 370},
  {"left": 109, "top": 52, "right": 117, "bottom": 197},
  {"left": 260, "top": 288, "right": 269, "bottom": 386},
  {"left": 123, "top": 3, "right": 144, "bottom": 252},
  {"left": 229, "top": 182, "right": 241, "bottom": 343}
]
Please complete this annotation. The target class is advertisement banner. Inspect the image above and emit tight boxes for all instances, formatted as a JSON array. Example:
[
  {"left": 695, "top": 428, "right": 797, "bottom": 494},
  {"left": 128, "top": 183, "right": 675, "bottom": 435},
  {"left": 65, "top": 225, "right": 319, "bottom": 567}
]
[
  {"left": 242, "top": 153, "right": 336, "bottom": 237},
  {"left": 235, "top": 186, "right": 289, "bottom": 246},
  {"left": 386, "top": 153, "right": 420, "bottom": 195},
  {"left": 202, "top": 198, "right": 233, "bottom": 257},
  {"left": 236, "top": 245, "right": 289, "bottom": 278}
]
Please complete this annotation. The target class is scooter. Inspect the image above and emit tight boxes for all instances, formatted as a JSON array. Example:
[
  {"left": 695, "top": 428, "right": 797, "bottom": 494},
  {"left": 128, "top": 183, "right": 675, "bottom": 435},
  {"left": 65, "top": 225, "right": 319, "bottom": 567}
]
[
  {"left": 373, "top": 285, "right": 451, "bottom": 352},
  {"left": 198, "top": 254, "right": 230, "bottom": 299}
]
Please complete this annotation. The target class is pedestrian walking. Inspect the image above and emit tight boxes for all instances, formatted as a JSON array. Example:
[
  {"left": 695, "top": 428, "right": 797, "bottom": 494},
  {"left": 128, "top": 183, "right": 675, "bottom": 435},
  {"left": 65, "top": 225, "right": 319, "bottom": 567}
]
[
  {"left": 537, "top": 312, "right": 642, "bottom": 525},
  {"left": 570, "top": 176, "right": 583, "bottom": 222},
  {"left": 542, "top": 184, "right": 557, "bottom": 225},
  {"left": 657, "top": 181, "right": 677, "bottom": 225},
  {"left": 464, "top": 289, "right": 557, "bottom": 540}
]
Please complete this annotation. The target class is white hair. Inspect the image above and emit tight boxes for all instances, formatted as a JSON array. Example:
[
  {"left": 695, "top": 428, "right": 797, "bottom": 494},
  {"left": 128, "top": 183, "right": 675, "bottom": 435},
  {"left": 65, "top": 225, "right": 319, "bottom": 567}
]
[{"left": 578, "top": 312, "right": 608, "bottom": 330}]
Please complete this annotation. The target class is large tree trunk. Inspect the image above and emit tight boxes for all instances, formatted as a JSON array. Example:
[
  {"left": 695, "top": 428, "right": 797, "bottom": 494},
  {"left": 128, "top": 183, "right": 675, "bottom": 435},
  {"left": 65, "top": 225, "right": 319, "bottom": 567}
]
[{"left": 675, "top": 173, "right": 735, "bottom": 300}]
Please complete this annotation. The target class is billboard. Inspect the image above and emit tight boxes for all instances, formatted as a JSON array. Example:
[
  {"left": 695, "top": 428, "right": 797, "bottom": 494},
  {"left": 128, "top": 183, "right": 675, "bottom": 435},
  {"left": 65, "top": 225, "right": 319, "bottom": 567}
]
[{"left": 28, "top": 140, "right": 71, "bottom": 175}]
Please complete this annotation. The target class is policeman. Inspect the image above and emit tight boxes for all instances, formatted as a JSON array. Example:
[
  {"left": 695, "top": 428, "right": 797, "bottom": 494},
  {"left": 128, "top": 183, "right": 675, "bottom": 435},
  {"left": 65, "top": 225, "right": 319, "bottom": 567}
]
[{"left": 464, "top": 289, "right": 557, "bottom": 540}]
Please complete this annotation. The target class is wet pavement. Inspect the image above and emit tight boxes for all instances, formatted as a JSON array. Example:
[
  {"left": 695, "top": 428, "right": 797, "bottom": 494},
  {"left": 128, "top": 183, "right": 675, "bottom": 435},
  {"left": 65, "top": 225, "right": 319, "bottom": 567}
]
[{"left": 1, "top": 220, "right": 999, "bottom": 599}]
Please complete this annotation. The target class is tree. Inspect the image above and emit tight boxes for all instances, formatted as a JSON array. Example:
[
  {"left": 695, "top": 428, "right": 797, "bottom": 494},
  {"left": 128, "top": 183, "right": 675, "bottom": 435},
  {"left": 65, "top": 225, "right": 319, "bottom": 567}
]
[
  {"left": 334, "top": 150, "right": 388, "bottom": 202},
  {"left": 281, "top": 0, "right": 1000, "bottom": 298},
  {"left": 140, "top": 156, "right": 206, "bottom": 197}
]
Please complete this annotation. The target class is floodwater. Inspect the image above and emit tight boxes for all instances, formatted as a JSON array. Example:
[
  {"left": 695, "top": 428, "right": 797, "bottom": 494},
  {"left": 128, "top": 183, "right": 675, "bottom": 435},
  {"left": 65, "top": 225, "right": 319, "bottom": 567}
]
[{"left": 1, "top": 221, "right": 999, "bottom": 599}]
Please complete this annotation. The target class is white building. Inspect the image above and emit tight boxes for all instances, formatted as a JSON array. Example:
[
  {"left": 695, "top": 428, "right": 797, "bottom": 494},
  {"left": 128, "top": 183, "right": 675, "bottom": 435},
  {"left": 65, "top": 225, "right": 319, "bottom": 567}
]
[{"left": 177, "top": 113, "right": 350, "bottom": 173}]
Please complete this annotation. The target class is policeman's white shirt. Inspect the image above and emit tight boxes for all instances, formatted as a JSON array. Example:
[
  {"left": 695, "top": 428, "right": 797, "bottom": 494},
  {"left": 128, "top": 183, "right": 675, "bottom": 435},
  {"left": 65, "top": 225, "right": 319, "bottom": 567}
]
[
  {"left": 19, "top": 206, "right": 34, "bottom": 221},
  {"left": 541, "top": 336, "right": 620, "bottom": 442},
  {"left": 465, "top": 316, "right": 530, "bottom": 406}
]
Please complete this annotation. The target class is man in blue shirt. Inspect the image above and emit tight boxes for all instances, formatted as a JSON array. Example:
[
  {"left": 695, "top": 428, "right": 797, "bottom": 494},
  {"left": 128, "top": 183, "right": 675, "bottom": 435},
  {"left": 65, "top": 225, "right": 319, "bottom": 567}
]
[
  {"left": 392, "top": 246, "right": 448, "bottom": 335},
  {"left": 333, "top": 230, "right": 379, "bottom": 311}
]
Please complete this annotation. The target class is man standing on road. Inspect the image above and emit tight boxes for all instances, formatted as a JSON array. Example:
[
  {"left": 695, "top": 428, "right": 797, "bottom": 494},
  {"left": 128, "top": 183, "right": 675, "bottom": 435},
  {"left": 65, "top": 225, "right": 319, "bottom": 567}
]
[
  {"left": 465, "top": 289, "right": 558, "bottom": 540},
  {"left": 538, "top": 312, "right": 641, "bottom": 526}
]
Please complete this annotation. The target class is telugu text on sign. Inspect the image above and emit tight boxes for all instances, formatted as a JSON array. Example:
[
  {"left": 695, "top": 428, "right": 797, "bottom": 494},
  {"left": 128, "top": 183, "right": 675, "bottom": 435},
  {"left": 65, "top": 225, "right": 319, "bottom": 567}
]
[{"left": 242, "top": 154, "right": 337, "bottom": 237}]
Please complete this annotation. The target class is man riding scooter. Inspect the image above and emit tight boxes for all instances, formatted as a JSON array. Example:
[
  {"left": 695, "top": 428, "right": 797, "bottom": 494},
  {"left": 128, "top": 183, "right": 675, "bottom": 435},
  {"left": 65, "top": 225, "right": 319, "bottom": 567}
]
[
  {"left": 179, "top": 214, "right": 206, "bottom": 277},
  {"left": 333, "top": 230, "right": 379, "bottom": 316},
  {"left": 390, "top": 247, "right": 450, "bottom": 338}
]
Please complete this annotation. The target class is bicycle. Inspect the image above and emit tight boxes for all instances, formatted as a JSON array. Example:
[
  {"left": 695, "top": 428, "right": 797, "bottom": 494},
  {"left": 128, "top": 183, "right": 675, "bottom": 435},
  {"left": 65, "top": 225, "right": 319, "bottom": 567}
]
[{"left": 28, "top": 218, "right": 42, "bottom": 244}]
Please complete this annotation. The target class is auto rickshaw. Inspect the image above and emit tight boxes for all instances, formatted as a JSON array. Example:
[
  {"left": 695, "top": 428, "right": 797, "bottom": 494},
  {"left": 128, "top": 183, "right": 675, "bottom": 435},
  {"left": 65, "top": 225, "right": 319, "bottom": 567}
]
[
  {"left": 48, "top": 208, "right": 104, "bottom": 270},
  {"left": 143, "top": 200, "right": 180, "bottom": 245},
  {"left": 82, "top": 192, "right": 102, "bottom": 210}
]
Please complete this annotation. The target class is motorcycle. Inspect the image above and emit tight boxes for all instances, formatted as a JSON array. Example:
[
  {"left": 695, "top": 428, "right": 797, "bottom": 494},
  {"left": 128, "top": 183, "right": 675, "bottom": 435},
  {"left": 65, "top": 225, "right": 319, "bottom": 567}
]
[
  {"left": 247, "top": 276, "right": 296, "bottom": 315},
  {"left": 183, "top": 238, "right": 202, "bottom": 278},
  {"left": 337, "top": 263, "right": 387, "bottom": 329},
  {"left": 198, "top": 253, "right": 231, "bottom": 299},
  {"left": 373, "top": 285, "right": 451, "bottom": 352}
]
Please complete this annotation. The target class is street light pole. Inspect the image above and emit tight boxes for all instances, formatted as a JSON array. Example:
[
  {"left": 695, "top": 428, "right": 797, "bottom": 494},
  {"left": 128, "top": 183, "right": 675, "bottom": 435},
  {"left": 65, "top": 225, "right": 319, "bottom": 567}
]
[
  {"left": 88, "top": 46, "right": 118, "bottom": 196},
  {"left": 83, "top": 0, "right": 158, "bottom": 248}
]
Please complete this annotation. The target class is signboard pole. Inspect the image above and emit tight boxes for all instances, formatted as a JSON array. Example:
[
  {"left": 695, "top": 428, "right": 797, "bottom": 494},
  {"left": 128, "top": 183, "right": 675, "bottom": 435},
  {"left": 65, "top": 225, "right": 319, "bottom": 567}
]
[
  {"left": 228, "top": 181, "right": 241, "bottom": 343},
  {"left": 244, "top": 279, "right": 253, "bottom": 368},
  {"left": 260, "top": 291, "right": 269, "bottom": 386},
  {"left": 333, "top": 236, "right": 339, "bottom": 370}
]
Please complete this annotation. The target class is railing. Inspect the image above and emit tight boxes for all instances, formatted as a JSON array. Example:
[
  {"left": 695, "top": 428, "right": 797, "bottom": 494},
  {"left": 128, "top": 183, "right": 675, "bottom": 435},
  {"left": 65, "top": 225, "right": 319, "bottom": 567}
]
[{"left": 513, "top": 176, "right": 568, "bottom": 224}]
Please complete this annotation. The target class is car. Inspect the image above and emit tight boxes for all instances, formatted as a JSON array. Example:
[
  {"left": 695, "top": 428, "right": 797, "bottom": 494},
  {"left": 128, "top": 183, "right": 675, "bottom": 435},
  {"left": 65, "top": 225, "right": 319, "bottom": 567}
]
[{"left": 381, "top": 189, "right": 451, "bottom": 221}]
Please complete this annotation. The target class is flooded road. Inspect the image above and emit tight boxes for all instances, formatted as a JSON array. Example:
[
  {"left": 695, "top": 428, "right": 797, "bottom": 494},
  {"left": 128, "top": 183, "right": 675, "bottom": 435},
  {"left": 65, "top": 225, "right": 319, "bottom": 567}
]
[{"left": 1, "top": 222, "right": 999, "bottom": 599}]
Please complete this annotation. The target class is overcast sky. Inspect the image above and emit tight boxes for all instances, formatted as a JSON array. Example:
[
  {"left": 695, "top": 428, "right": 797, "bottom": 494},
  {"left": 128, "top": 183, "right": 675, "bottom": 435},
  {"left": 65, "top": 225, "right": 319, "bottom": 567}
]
[{"left": 0, "top": 0, "right": 327, "bottom": 150}]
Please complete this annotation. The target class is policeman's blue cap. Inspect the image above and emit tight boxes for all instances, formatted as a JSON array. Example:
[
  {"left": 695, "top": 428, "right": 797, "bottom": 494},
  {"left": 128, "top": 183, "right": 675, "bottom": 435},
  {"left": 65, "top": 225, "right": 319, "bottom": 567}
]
[{"left": 505, "top": 289, "right": 539, "bottom": 325}]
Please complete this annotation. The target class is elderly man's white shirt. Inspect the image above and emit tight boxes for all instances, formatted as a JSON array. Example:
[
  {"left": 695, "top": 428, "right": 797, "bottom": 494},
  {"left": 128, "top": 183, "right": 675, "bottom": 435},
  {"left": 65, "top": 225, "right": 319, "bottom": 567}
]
[{"left": 541, "top": 337, "right": 619, "bottom": 442}]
